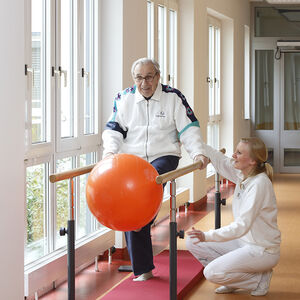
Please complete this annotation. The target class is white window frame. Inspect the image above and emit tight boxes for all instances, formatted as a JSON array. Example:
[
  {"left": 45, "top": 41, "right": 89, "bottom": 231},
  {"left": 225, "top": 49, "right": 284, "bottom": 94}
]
[
  {"left": 244, "top": 25, "right": 250, "bottom": 119},
  {"left": 147, "top": 1, "right": 154, "bottom": 58},
  {"left": 147, "top": 0, "right": 178, "bottom": 87},
  {"left": 24, "top": 0, "right": 106, "bottom": 285},
  {"left": 207, "top": 16, "right": 222, "bottom": 177}
]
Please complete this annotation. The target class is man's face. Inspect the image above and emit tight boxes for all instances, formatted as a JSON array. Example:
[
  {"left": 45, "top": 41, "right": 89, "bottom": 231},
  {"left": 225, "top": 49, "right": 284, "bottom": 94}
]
[{"left": 133, "top": 63, "right": 160, "bottom": 98}]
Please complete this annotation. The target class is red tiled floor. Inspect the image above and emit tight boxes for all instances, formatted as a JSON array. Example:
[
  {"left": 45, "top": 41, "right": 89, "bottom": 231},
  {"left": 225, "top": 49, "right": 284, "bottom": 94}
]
[{"left": 39, "top": 182, "right": 234, "bottom": 300}]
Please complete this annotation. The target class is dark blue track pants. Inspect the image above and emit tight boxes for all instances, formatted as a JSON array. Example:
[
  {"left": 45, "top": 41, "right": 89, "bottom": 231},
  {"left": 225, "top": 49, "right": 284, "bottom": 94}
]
[{"left": 124, "top": 155, "right": 179, "bottom": 276}]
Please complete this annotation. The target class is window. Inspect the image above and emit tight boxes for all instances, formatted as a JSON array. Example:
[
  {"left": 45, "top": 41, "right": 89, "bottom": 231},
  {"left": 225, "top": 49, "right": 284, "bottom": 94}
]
[
  {"left": 30, "top": 0, "right": 50, "bottom": 144},
  {"left": 158, "top": 5, "right": 167, "bottom": 83},
  {"left": 25, "top": 0, "right": 101, "bottom": 266},
  {"left": 168, "top": 9, "right": 177, "bottom": 87},
  {"left": 244, "top": 25, "right": 250, "bottom": 119},
  {"left": 207, "top": 17, "right": 221, "bottom": 176},
  {"left": 147, "top": 1, "right": 178, "bottom": 87},
  {"left": 147, "top": 1, "right": 154, "bottom": 58},
  {"left": 25, "top": 163, "right": 49, "bottom": 263},
  {"left": 255, "top": 50, "right": 274, "bottom": 130},
  {"left": 255, "top": 6, "right": 300, "bottom": 37}
]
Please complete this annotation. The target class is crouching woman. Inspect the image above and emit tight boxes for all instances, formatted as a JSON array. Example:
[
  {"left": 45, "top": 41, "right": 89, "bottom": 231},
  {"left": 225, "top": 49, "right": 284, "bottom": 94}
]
[{"left": 186, "top": 137, "right": 281, "bottom": 296}]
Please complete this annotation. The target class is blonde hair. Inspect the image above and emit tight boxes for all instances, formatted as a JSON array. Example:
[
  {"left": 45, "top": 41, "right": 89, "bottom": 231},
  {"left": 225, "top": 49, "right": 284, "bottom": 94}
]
[{"left": 240, "top": 137, "right": 273, "bottom": 182}]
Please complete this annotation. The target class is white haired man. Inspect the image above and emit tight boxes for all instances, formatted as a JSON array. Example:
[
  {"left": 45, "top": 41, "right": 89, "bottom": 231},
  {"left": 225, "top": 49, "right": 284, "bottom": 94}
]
[{"left": 102, "top": 57, "right": 208, "bottom": 281}]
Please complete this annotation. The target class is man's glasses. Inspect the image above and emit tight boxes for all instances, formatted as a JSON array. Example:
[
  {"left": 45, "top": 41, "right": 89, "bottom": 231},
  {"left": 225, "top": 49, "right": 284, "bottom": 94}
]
[{"left": 134, "top": 73, "right": 157, "bottom": 83}]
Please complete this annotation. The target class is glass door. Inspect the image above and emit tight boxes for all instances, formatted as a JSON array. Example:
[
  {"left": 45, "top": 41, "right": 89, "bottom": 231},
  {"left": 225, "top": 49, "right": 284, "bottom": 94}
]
[{"left": 280, "top": 52, "right": 300, "bottom": 172}]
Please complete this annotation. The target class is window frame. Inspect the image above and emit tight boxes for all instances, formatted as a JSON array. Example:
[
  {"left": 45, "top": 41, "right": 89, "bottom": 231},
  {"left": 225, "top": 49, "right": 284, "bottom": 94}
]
[
  {"left": 147, "top": 0, "right": 178, "bottom": 87},
  {"left": 24, "top": 0, "right": 103, "bottom": 269},
  {"left": 207, "top": 16, "right": 222, "bottom": 177}
]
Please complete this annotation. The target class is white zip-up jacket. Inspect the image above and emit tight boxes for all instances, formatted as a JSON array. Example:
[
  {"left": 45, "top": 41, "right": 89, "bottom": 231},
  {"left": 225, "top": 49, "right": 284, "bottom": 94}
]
[
  {"left": 202, "top": 144, "right": 281, "bottom": 253},
  {"left": 102, "top": 84, "right": 205, "bottom": 162}
]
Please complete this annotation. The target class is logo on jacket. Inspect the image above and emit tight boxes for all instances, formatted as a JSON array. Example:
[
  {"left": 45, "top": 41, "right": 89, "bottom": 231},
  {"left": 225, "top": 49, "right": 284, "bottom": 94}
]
[{"left": 155, "top": 111, "right": 166, "bottom": 118}]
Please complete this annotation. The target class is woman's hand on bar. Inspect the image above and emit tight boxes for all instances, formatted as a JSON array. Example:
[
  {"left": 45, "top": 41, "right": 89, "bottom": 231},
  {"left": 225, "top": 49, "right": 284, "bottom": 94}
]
[{"left": 193, "top": 154, "right": 209, "bottom": 169}]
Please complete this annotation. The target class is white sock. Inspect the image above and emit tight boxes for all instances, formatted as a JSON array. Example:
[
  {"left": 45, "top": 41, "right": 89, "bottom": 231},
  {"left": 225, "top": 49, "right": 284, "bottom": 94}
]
[{"left": 133, "top": 271, "right": 154, "bottom": 281}]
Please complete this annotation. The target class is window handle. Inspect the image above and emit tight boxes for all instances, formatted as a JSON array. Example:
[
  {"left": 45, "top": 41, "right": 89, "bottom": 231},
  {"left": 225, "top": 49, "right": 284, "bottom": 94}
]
[
  {"left": 215, "top": 78, "right": 219, "bottom": 88},
  {"left": 25, "top": 64, "right": 35, "bottom": 88},
  {"left": 206, "top": 76, "right": 214, "bottom": 88},
  {"left": 81, "top": 68, "right": 90, "bottom": 87},
  {"left": 52, "top": 66, "right": 67, "bottom": 87}
]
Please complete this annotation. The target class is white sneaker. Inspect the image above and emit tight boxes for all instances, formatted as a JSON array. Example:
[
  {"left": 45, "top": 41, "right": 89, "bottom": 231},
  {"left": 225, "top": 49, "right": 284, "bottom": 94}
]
[
  {"left": 133, "top": 270, "right": 154, "bottom": 281},
  {"left": 251, "top": 270, "right": 273, "bottom": 296},
  {"left": 215, "top": 286, "right": 236, "bottom": 294}
]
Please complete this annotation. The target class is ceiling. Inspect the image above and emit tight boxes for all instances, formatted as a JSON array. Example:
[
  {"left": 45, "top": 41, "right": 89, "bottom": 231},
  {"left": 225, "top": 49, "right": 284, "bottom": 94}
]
[
  {"left": 250, "top": 0, "right": 300, "bottom": 4},
  {"left": 265, "top": 0, "right": 300, "bottom": 3}
]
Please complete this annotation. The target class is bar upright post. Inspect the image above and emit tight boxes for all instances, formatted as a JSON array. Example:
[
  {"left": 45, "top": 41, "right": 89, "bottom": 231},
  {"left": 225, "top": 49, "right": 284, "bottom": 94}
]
[
  {"left": 215, "top": 172, "right": 221, "bottom": 229},
  {"left": 59, "top": 177, "right": 75, "bottom": 300},
  {"left": 169, "top": 179, "right": 177, "bottom": 300}
]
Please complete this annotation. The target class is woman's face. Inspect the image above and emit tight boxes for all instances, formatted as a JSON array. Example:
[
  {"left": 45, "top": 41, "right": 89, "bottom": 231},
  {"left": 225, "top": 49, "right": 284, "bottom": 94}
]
[{"left": 232, "top": 142, "right": 256, "bottom": 176}]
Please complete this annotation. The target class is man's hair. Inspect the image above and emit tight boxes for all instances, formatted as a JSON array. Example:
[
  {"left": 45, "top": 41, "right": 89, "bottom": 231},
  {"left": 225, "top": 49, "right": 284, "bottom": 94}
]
[{"left": 131, "top": 57, "right": 160, "bottom": 77}]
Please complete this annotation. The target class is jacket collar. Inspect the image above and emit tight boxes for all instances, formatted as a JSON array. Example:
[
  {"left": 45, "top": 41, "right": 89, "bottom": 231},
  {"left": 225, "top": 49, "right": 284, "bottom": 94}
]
[{"left": 135, "top": 83, "right": 162, "bottom": 103}]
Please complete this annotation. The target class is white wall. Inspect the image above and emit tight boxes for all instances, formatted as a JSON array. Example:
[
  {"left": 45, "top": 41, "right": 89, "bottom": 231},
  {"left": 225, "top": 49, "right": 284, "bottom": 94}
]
[
  {"left": 0, "top": 1, "right": 25, "bottom": 299},
  {"left": 101, "top": 0, "right": 147, "bottom": 131}
]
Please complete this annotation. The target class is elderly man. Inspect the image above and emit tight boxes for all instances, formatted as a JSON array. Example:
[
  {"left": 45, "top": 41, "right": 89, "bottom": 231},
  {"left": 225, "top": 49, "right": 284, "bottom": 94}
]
[{"left": 102, "top": 57, "right": 208, "bottom": 281}]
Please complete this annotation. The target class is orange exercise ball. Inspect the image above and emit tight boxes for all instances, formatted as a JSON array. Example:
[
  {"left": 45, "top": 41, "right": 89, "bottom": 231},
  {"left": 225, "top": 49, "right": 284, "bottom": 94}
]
[{"left": 86, "top": 154, "right": 163, "bottom": 231}]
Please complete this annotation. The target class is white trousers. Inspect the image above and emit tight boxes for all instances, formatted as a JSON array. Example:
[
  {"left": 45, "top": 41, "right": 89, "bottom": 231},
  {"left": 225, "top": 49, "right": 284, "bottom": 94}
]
[{"left": 185, "top": 236, "right": 280, "bottom": 290}]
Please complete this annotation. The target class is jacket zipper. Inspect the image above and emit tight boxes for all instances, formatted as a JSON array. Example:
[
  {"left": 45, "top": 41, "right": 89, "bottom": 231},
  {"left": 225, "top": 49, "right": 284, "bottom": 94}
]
[{"left": 145, "top": 100, "right": 149, "bottom": 161}]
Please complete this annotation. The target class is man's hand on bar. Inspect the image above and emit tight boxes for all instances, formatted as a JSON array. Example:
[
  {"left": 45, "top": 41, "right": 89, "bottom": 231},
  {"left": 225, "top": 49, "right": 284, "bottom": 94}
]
[{"left": 193, "top": 154, "right": 209, "bottom": 169}]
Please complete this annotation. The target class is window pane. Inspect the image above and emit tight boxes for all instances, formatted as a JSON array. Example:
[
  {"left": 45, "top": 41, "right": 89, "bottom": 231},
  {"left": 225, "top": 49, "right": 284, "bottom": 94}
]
[
  {"left": 207, "top": 123, "right": 219, "bottom": 176},
  {"left": 78, "top": 152, "right": 98, "bottom": 238},
  {"left": 25, "top": 164, "right": 48, "bottom": 264},
  {"left": 32, "top": 0, "right": 46, "bottom": 143},
  {"left": 255, "top": 7, "right": 300, "bottom": 37},
  {"left": 158, "top": 5, "right": 166, "bottom": 84},
  {"left": 284, "top": 53, "right": 300, "bottom": 130},
  {"left": 267, "top": 148, "right": 274, "bottom": 167},
  {"left": 84, "top": 0, "right": 97, "bottom": 135},
  {"left": 255, "top": 50, "right": 274, "bottom": 130},
  {"left": 215, "top": 27, "right": 220, "bottom": 115},
  {"left": 147, "top": 1, "right": 154, "bottom": 59},
  {"left": 60, "top": 0, "right": 74, "bottom": 138},
  {"left": 169, "top": 9, "right": 177, "bottom": 87},
  {"left": 55, "top": 157, "right": 73, "bottom": 249},
  {"left": 208, "top": 25, "right": 215, "bottom": 116},
  {"left": 244, "top": 25, "right": 250, "bottom": 119},
  {"left": 284, "top": 148, "right": 300, "bottom": 166}
]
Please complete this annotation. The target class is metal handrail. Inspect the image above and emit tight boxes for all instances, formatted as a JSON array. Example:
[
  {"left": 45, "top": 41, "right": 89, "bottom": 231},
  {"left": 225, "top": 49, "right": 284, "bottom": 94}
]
[{"left": 49, "top": 148, "right": 226, "bottom": 300}]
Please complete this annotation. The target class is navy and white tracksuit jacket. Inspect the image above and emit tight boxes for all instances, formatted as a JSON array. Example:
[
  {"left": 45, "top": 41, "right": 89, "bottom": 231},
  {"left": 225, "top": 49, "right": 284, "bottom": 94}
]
[
  {"left": 102, "top": 83, "right": 205, "bottom": 162},
  {"left": 102, "top": 83, "right": 205, "bottom": 276}
]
